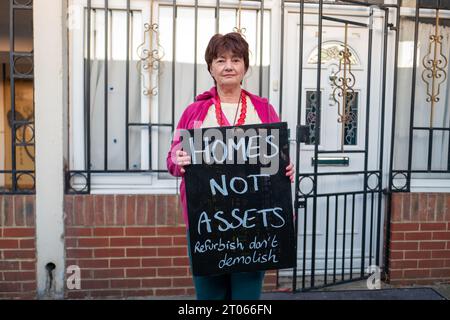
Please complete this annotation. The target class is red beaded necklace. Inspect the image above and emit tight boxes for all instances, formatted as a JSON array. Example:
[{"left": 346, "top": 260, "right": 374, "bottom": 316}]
[{"left": 214, "top": 90, "right": 247, "bottom": 127}]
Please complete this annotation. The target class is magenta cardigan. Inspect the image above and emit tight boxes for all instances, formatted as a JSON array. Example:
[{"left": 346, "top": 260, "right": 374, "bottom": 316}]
[{"left": 166, "top": 86, "right": 280, "bottom": 227}]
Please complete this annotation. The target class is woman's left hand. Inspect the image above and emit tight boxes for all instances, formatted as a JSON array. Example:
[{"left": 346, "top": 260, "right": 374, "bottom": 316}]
[{"left": 286, "top": 162, "right": 295, "bottom": 183}]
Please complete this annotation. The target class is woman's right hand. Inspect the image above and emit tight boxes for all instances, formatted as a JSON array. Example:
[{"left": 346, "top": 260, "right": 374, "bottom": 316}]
[{"left": 175, "top": 149, "right": 191, "bottom": 174}]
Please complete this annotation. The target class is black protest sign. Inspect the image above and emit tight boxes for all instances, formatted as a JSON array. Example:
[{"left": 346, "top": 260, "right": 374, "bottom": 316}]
[{"left": 182, "top": 122, "right": 296, "bottom": 276}]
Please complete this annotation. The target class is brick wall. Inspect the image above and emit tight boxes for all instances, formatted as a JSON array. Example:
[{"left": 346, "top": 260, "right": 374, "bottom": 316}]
[
  {"left": 0, "top": 195, "right": 36, "bottom": 299},
  {"left": 64, "top": 194, "right": 276, "bottom": 299},
  {"left": 388, "top": 193, "right": 450, "bottom": 285}
]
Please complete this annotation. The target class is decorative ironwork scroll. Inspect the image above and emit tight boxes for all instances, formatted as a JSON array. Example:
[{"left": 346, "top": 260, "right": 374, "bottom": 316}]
[{"left": 233, "top": 0, "right": 247, "bottom": 36}]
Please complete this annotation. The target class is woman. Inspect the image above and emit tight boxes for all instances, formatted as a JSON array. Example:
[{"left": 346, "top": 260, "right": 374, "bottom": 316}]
[{"left": 167, "top": 32, "right": 294, "bottom": 300}]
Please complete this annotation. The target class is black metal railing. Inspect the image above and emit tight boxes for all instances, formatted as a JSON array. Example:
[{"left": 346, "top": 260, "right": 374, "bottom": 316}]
[
  {"left": 66, "top": 0, "right": 270, "bottom": 194},
  {"left": 390, "top": 0, "right": 450, "bottom": 192},
  {"left": 0, "top": 0, "right": 35, "bottom": 195},
  {"left": 291, "top": 0, "right": 399, "bottom": 291}
]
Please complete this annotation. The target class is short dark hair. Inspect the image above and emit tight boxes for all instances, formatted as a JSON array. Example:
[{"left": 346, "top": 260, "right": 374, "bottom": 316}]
[{"left": 204, "top": 32, "right": 250, "bottom": 74}]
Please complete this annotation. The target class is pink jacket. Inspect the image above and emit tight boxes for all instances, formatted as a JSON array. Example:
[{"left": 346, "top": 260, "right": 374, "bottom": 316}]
[{"left": 166, "top": 86, "right": 280, "bottom": 227}]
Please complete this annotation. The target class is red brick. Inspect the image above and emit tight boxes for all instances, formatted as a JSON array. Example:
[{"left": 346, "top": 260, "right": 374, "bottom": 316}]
[
  {"left": 21, "top": 281, "right": 36, "bottom": 292},
  {"left": 94, "top": 195, "right": 105, "bottom": 226},
  {"left": 125, "top": 227, "right": 156, "bottom": 236},
  {"left": 123, "top": 289, "right": 154, "bottom": 297},
  {"left": 157, "top": 267, "right": 188, "bottom": 277},
  {"left": 110, "top": 258, "right": 140, "bottom": 268},
  {"left": 186, "top": 288, "right": 196, "bottom": 295},
  {"left": 64, "top": 196, "right": 74, "bottom": 226},
  {"left": 390, "top": 241, "right": 418, "bottom": 251},
  {"left": 403, "top": 269, "right": 430, "bottom": 278},
  {"left": 65, "top": 227, "right": 92, "bottom": 237},
  {"left": 432, "top": 232, "right": 450, "bottom": 240},
  {"left": 110, "top": 279, "right": 140, "bottom": 288},
  {"left": 158, "top": 247, "right": 188, "bottom": 257},
  {"left": 155, "top": 288, "right": 187, "bottom": 296},
  {"left": 166, "top": 196, "right": 178, "bottom": 226},
  {"left": 136, "top": 195, "right": 147, "bottom": 225},
  {"left": 390, "top": 232, "right": 404, "bottom": 241},
  {"left": 0, "top": 239, "right": 19, "bottom": 248},
  {"left": 156, "top": 195, "right": 167, "bottom": 225},
  {"left": 141, "top": 237, "right": 172, "bottom": 246},
  {"left": 142, "top": 278, "right": 172, "bottom": 287},
  {"left": 126, "top": 268, "right": 157, "bottom": 278},
  {"left": 173, "top": 236, "right": 188, "bottom": 246},
  {"left": 403, "top": 193, "right": 411, "bottom": 222},
  {"left": 3, "top": 271, "right": 35, "bottom": 281},
  {"left": 126, "top": 195, "right": 136, "bottom": 225},
  {"left": 418, "top": 259, "right": 445, "bottom": 268},
  {"left": 421, "top": 223, "right": 447, "bottom": 231},
  {"left": 0, "top": 282, "right": 21, "bottom": 292},
  {"left": 388, "top": 270, "right": 403, "bottom": 279},
  {"left": 436, "top": 193, "right": 445, "bottom": 221},
  {"left": 93, "top": 227, "right": 124, "bottom": 237},
  {"left": 430, "top": 268, "right": 450, "bottom": 278},
  {"left": 93, "top": 269, "right": 125, "bottom": 279},
  {"left": 66, "top": 238, "right": 79, "bottom": 247},
  {"left": 80, "top": 280, "right": 109, "bottom": 290},
  {"left": 67, "top": 248, "right": 93, "bottom": 259},
  {"left": 420, "top": 241, "right": 446, "bottom": 250},
  {"left": 3, "top": 196, "right": 14, "bottom": 226},
  {"left": 391, "top": 194, "right": 402, "bottom": 222},
  {"left": 389, "top": 251, "right": 404, "bottom": 260},
  {"left": 3, "top": 228, "right": 34, "bottom": 237},
  {"left": 390, "top": 223, "right": 419, "bottom": 232},
  {"left": 84, "top": 196, "right": 95, "bottom": 226},
  {"left": 157, "top": 227, "right": 187, "bottom": 236},
  {"left": 110, "top": 237, "right": 140, "bottom": 247},
  {"left": 432, "top": 250, "right": 450, "bottom": 259},
  {"left": 0, "top": 261, "right": 20, "bottom": 270},
  {"left": 173, "top": 277, "right": 194, "bottom": 287},
  {"left": 142, "top": 258, "right": 172, "bottom": 267},
  {"left": 78, "top": 237, "right": 109, "bottom": 248},
  {"left": 126, "top": 248, "right": 157, "bottom": 257},
  {"left": 404, "top": 250, "right": 431, "bottom": 259},
  {"left": 173, "top": 257, "right": 190, "bottom": 266},
  {"left": 419, "top": 193, "right": 428, "bottom": 221},
  {"left": 3, "top": 250, "right": 35, "bottom": 259},
  {"left": 74, "top": 195, "right": 85, "bottom": 226},
  {"left": 410, "top": 193, "right": 419, "bottom": 222},
  {"left": 147, "top": 195, "right": 156, "bottom": 225},
  {"left": 20, "top": 261, "right": 35, "bottom": 271},
  {"left": 90, "top": 290, "right": 122, "bottom": 298},
  {"left": 94, "top": 248, "right": 125, "bottom": 258},
  {"left": 427, "top": 194, "right": 437, "bottom": 222},
  {"left": 75, "top": 259, "right": 109, "bottom": 269},
  {"left": 66, "top": 291, "right": 89, "bottom": 299},
  {"left": 390, "top": 260, "right": 417, "bottom": 269},
  {"left": 446, "top": 194, "right": 450, "bottom": 222},
  {"left": 105, "top": 196, "right": 115, "bottom": 226},
  {"left": 404, "top": 232, "right": 432, "bottom": 240},
  {"left": 115, "top": 195, "right": 126, "bottom": 225},
  {"left": 14, "top": 196, "right": 25, "bottom": 227},
  {"left": 24, "top": 196, "right": 35, "bottom": 227},
  {"left": 19, "top": 239, "right": 35, "bottom": 249}
]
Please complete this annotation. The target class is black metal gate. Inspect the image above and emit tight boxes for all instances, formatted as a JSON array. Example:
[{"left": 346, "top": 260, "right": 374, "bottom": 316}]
[{"left": 290, "top": 0, "right": 399, "bottom": 291}]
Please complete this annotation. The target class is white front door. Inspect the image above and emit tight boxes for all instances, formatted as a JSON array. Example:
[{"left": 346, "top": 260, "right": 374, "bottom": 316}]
[{"left": 282, "top": 7, "right": 386, "bottom": 277}]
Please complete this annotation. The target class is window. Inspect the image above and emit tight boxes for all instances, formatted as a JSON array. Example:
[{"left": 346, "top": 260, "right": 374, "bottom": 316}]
[{"left": 67, "top": 0, "right": 271, "bottom": 193}]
